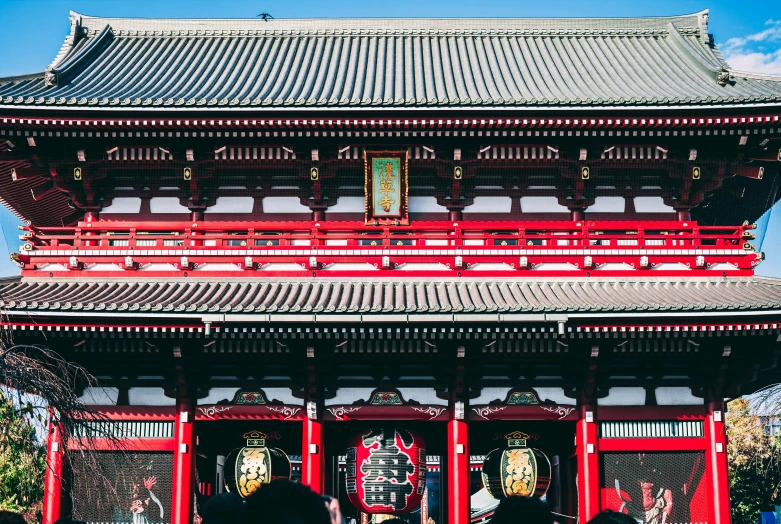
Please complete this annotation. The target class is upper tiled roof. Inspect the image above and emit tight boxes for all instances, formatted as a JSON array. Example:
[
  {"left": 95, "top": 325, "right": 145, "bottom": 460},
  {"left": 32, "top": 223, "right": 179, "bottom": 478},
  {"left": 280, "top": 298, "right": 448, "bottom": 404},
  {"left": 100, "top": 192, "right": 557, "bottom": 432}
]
[
  {"left": 1, "top": 10, "right": 781, "bottom": 110},
  {"left": 1, "top": 277, "right": 780, "bottom": 315}
]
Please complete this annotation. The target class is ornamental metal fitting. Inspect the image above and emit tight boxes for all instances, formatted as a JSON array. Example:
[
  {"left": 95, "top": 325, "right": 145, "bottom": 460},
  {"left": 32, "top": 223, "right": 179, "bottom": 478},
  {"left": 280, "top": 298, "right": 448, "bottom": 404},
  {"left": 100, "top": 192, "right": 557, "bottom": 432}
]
[
  {"left": 307, "top": 401, "right": 317, "bottom": 420},
  {"left": 454, "top": 401, "right": 465, "bottom": 420}
]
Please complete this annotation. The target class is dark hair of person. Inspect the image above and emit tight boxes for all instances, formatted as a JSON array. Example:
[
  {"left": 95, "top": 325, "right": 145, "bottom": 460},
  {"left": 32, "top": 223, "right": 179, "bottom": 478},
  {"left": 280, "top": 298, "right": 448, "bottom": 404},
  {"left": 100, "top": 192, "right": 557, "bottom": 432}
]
[
  {"left": 490, "top": 496, "right": 554, "bottom": 524},
  {"left": 201, "top": 492, "right": 245, "bottom": 524},
  {"left": 0, "top": 512, "right": 26, "bottom": 524},
  {"left": 587, "top": 510, "right": 639, "bottom": 524},
  {"left": 243, "top": 479, "right": 331, "bottom": 524}
]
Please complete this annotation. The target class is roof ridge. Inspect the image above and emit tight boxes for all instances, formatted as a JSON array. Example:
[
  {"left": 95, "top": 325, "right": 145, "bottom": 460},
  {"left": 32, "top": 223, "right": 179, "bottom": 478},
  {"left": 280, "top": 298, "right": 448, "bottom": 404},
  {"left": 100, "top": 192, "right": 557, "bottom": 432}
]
[
  {"left": 69, "top": 10, "right": 707, "bottom": 34},
  {"left": 48, "top": 12, "right": 87, "bottom": 72},
  {"left": 750, "top": 276, "right": 781, "bottom": 285},
  {"left": 666, "top": 21, "right": 721, "bottom": 75},
  {"left": 0, "top": 72, "right": 45, "bottom": 83},
  {"left": 728, "top": 69, "right": 781, "bottom": 83},
  {"left": 44, "top": 23, "right": 115, "bottom": 88}
]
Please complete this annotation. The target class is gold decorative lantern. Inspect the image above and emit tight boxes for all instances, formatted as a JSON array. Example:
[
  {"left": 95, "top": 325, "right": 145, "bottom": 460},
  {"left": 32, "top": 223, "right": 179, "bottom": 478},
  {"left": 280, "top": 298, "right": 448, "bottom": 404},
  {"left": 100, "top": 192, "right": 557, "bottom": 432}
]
[
  {"left": 481, "top": 431, "right": 551, "bottom": 499},
  {"left": 224, "top": 430, "right": 290, "bottom": 498}
]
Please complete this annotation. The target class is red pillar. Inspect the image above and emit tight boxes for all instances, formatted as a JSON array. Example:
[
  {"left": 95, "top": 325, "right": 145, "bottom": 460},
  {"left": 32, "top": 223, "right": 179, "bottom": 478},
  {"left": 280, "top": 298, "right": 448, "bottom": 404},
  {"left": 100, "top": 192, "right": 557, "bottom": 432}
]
[
  {"left": 83, "top": 210, "right": 98, "bottom": 247},
  {"left": 706, "top": 400, "right": 730, "bottom": 524},
  {"left": 43, "top": 420, "right": 64, "bottom": 524},
  {"left": 576, "top": 405, "right": 600, "bottom": 521},
  {"left": 172, "top": 393, "right": 196, "bottom": 524},
  {"left": 447, "top": 413, "right": 469, "bottom": 524},
  {"left": 302, "top": 402, "right": 325, "bottom": 493}
]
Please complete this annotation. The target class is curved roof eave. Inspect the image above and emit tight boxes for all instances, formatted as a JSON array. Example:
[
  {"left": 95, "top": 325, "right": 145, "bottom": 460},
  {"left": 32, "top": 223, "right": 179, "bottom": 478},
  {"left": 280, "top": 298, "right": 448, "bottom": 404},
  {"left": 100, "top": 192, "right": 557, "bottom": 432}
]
[{"left": 2, "top": 101, "right": 781, "bottom": 112}]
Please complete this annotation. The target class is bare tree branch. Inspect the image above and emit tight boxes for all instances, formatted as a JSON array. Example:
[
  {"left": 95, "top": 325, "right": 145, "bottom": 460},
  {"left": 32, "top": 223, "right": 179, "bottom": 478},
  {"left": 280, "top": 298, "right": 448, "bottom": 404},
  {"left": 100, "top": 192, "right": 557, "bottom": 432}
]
[{"left": 0, "top": 339, "right": 136, "bottom": 519}]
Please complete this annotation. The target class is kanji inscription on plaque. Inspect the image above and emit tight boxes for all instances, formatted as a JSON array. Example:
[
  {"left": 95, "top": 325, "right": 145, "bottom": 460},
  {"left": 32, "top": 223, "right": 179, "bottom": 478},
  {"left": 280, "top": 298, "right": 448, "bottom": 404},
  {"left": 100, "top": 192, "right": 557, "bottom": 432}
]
[{"left": 364, "top": 150, "right": 409, "bottom": 225}]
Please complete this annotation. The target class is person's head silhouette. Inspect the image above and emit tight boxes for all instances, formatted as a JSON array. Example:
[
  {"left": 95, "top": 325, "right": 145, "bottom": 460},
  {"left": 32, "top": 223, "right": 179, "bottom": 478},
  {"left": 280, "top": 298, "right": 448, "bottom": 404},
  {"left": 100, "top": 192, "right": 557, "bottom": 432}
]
[
  {"left": 242, "top": 480, "right": 331, "bottom": 524},
  {"left": 490, "top": 496, "right": 554, "bottom": 524},
  {"left": 201, "top": 492, "right": 244, "bottom": 524},
  {"left": 587, "top": 510, "right": 640, "bottom": 524}
]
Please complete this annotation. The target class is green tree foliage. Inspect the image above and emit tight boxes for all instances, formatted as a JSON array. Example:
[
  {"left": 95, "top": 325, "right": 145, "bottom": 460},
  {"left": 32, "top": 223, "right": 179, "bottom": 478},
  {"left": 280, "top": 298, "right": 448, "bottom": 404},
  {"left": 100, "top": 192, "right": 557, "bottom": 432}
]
[
  {"left": 728, "top": 397, "right": 781, "bottom": 524},
  {"left": 0, "top": 388, "right": 45, "bottom": 518}
]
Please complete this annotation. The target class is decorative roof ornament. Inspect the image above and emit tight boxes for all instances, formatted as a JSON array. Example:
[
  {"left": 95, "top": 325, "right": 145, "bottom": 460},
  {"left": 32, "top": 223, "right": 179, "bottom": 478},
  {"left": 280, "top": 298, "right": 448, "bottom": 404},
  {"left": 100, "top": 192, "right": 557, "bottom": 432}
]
[
  {"left": 44, "top": 68, "right": 57, "bottom": 87},
  {"left": 717, "top": 66, "right": 731, "bottom": 86},
  {"left": 698, "top": 10, "right": 709, "bottom": 35}
]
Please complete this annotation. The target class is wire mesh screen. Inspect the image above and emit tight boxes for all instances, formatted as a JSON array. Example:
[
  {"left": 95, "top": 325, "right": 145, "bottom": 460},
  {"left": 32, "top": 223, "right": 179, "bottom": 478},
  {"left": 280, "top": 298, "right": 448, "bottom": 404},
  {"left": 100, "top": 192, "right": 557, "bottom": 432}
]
[
  {"left": 601, "top": 452, "right": 708, "bottom": 524},
  {"left": 70, "top": 452, "right": 173, "bottom": 524}
]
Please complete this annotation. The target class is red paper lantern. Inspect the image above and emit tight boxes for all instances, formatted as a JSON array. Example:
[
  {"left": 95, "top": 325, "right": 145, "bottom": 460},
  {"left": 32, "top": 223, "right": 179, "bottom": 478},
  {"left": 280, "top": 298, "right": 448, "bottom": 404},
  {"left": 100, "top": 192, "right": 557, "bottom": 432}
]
[{"left": 346, "top": 428, "right": 426, "bottom": 514}]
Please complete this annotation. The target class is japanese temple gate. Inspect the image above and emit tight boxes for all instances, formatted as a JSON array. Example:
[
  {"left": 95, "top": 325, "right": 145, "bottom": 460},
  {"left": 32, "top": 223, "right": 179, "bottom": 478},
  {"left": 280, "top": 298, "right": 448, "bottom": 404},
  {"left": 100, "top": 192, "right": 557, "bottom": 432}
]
[{"left": 1, "top": 9, "right": 781, "bottom": 524}]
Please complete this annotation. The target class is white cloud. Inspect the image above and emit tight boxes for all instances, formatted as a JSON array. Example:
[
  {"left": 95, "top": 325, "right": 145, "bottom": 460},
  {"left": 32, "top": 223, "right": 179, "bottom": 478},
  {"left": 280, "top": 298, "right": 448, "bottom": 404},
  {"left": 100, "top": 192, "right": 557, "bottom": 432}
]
[
  {"left": 721, "top": 19, "right": 781, "bottom": 75},
  {"left": 724, "top": 49, "right": 781, "bottom": 75}
]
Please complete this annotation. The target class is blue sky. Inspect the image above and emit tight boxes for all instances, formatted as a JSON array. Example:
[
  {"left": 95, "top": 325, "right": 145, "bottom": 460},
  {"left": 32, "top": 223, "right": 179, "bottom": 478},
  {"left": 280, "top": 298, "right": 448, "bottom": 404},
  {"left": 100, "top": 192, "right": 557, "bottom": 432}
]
[{"left": 0, "top": 0, "right": 779, "bottom": 276}]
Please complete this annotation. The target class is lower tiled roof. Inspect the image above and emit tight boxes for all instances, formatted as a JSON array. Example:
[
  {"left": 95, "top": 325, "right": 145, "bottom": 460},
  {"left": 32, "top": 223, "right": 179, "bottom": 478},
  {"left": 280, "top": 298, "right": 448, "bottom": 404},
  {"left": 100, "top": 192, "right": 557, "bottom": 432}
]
[{"left": 1, "top": 277, "right": 780, "bottom": 315}]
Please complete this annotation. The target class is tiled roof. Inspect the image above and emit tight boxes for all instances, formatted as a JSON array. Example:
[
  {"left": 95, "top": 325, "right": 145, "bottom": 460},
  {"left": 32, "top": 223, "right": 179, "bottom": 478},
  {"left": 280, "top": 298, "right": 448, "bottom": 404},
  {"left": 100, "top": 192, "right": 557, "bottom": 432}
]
[
  {"left": 1, "top": 277, "right": 780, "bottom": 315},
  {"left": 1, "top": 10, "right": 781, "bottom": 109}
]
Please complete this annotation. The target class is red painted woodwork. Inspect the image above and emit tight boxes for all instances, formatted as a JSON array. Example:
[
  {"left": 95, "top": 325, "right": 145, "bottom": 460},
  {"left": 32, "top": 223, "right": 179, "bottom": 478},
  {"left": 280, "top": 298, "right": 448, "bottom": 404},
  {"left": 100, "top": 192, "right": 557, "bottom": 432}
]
[
  {"left": 576, "top": 406, "right": 600, "bottom": 522},
  {"left": 324, "top": 405, "right": 448, "bottom": 421},
  {"left": 469, "top": 403, "right": 577, "bottom": 421},
  {"left": 1, "top": 113, "right": 779, "bottom": 131},
  {"left": 67, "top": 438, "right": 176, "bottom": 452},
  {"left": 0, "top": 321, "right": 205, "bottom": 331},
  {"left": 18, "top": 220, "right": 760, "bottom": 277},
  {"left": 42, "top": 421, "right": 64, "bottom": 524},
  {"left": 580, "top": 322, "right": 780, "bottom": 333},
  {"left": 172, "top": 395, "right": 197, "bottom": 524},
  {"left": 599, "top": 438, "right": 707, "bottom": 452},
  {"left": 448, "top": 419, "right": 469, "bottom": 524},
  {"left": 302, "top": 417, "right": 324, "bottom": 494},
  {"left": 84, "top": 406, "right": 176, "bottom": 420},
  {"left": 598, "top": 406, "right": 708, "bottom": 421},
  {"left": 195, "top": 404, "right": 305, "bottom": 421},
  {"left": 705, "top": 401, "right": 731, "bottom": 524}
]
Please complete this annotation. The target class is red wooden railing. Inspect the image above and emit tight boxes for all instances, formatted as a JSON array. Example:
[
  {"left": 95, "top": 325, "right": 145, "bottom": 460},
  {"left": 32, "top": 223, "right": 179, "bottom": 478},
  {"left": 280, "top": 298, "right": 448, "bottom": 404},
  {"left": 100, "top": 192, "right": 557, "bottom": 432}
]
[{"left": 15, "top": 220, "right": 761, "bottom": 277}]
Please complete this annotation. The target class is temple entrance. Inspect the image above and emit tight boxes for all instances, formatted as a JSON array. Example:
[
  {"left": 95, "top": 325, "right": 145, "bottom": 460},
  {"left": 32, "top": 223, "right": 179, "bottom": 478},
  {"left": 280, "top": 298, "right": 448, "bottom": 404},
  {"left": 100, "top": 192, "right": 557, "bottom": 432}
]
[
  {"left": 195, "top": 420, "right": 304, "bottom": 502},
  {"left": 469, "top": 420, "right": 578, "bottom": 523},
  {"left": 327, "top": 421, "right": 447, "bottom": 524}
]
